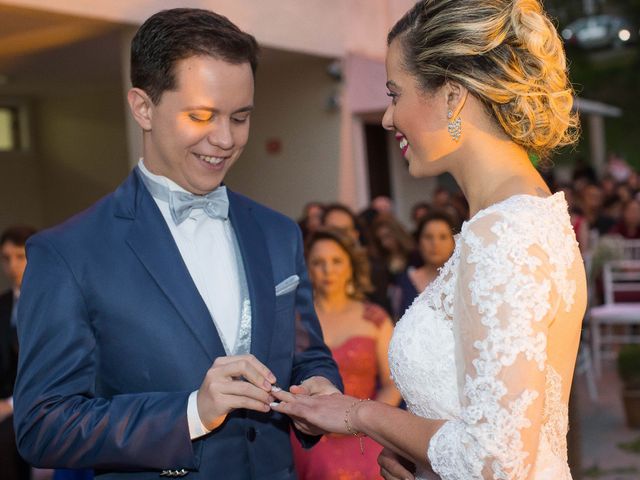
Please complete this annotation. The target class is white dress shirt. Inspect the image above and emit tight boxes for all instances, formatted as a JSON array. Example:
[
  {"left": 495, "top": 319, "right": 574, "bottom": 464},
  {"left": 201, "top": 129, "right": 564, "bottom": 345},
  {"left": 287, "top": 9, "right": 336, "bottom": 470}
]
[{"left": 138, "top": 159, "right": 242, "bottom": 439}]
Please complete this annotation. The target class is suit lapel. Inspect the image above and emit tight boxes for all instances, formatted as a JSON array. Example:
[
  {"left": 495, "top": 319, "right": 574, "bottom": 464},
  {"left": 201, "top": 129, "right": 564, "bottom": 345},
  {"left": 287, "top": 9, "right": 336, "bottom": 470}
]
[
  {"left": 227, "top": 191, "right": 275, "bottom": 365},
  {"left": 121, "top": 171, "right": 226, "bottom": 362}
]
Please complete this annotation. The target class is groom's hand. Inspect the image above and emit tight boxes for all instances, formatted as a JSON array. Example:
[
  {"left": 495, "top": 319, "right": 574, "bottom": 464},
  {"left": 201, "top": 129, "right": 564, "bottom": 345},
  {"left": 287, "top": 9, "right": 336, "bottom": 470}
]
[{"left": 197, "top": 354, "right": 277, "bottom": 430}]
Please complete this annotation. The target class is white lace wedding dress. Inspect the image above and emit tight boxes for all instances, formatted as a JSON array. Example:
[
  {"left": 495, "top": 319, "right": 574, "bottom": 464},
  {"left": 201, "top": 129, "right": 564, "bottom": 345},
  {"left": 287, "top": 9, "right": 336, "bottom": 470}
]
[{"left": 389, "top": 193, "right": 587, "bottom": 479}]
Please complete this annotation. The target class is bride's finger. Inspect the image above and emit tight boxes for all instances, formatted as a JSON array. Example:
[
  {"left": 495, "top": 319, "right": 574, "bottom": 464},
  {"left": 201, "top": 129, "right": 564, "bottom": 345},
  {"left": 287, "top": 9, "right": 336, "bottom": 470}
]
[
  {"left": 269, "top": 398, "right": 311, "bottom": 419},
  {"left": 271, "top": 388, "right": 304, "bottom": 403}
]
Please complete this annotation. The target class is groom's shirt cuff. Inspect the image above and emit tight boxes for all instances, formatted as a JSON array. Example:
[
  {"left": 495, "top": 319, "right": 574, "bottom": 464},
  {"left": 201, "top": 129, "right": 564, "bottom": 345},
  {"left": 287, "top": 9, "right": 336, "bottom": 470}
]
[{"left": 187, "top": 390, "right": 211, "bottom": 440}]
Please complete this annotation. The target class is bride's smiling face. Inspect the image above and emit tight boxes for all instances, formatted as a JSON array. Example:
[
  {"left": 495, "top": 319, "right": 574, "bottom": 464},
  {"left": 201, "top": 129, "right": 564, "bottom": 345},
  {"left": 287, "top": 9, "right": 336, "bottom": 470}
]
[{"left": 382, "top": 39, "right": 455, "bottom": 178}]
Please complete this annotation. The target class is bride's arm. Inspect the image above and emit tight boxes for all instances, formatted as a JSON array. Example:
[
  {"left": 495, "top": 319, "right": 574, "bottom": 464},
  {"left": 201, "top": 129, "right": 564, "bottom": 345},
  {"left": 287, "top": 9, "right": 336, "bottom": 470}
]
[
  {"left": 422, "top": 213, "right": 559, "bottom": 479},
  {"left": 352, "top": 400, "right": 445, "bottom": 469},
  {"left": 271, "top": 387, "right": 444, "bottom": 471}
]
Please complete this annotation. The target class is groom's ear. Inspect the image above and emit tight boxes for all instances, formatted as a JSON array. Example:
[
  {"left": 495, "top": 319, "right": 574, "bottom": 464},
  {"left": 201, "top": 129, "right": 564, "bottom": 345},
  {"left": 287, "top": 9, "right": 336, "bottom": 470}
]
[{"left": 127, "top": 88, "right": 153, "bottom": 132}]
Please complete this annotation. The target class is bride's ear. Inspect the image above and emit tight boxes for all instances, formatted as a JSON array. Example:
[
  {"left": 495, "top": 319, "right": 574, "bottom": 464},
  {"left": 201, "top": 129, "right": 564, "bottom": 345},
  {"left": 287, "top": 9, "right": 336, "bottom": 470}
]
[{"left": 444, "top": 81, "right": 468, "bottom": 119}]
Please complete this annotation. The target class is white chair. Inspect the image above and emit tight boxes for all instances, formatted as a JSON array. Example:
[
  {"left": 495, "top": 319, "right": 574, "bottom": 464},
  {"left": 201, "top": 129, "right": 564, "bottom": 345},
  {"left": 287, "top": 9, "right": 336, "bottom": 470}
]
[
  {"left": 620, "top": 238, "right": 640, "bottom": 260},
  {"left": 588, "top": 259, "right": 640, "bottom": 376}
]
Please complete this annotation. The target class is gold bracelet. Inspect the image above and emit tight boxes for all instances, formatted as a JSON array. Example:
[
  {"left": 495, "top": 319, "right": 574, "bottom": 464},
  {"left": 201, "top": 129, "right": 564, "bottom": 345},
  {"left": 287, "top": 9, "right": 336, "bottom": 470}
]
[{"left": 344, "top": 398, "right": 369, "bottom": 455}]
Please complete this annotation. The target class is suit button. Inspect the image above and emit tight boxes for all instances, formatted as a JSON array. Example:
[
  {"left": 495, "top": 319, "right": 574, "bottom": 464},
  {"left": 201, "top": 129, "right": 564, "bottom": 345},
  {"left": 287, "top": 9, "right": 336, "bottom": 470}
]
[{"left": 246, "top": 427, "right": 257, "bottom": 442}]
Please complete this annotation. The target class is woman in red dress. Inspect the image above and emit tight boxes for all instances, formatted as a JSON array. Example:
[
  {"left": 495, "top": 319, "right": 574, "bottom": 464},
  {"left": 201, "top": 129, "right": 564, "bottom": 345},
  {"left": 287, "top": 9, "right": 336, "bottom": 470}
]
[{"left": 292, "top": 229, "right": 401, "bottom": 479}]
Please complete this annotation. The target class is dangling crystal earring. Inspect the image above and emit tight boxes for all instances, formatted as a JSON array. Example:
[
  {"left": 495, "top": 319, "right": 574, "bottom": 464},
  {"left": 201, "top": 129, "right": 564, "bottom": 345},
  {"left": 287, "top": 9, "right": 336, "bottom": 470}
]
[
  {"left": 447, "top": 110, "right": 462, "bottom": 141},
  {"left": 346, "top": 279, "right": 356, "bottom": 297}
]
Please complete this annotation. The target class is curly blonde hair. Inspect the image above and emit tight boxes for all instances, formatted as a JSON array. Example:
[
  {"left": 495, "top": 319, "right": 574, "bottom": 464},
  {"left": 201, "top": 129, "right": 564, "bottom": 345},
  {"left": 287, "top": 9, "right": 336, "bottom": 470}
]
[{"left": 388, "top": 0, "right": 579, "bottom": 158}]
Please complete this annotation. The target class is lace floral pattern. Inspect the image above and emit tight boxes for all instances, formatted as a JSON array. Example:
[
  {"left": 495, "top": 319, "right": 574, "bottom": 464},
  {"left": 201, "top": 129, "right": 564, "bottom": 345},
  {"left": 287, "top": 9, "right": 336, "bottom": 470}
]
[
  {"left": 389, "top": 193, "right": 581, "bottom": 480},
  {"left": 541, "top": 366, "right": 568, "bottom": 462}
]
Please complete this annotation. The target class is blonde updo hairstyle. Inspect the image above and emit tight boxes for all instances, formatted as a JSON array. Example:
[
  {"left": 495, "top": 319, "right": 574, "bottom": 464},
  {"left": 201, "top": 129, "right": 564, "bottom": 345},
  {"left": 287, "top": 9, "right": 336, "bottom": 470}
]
[{"left": 388, "top": 0, "right": 579, "bottom": 158}]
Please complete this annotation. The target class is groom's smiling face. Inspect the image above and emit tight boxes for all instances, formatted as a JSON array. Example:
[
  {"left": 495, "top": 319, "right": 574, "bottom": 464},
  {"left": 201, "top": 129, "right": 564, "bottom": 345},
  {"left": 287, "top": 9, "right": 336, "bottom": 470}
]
[{"left": 141, "top": 55, "right": 254, "bottom": 195}]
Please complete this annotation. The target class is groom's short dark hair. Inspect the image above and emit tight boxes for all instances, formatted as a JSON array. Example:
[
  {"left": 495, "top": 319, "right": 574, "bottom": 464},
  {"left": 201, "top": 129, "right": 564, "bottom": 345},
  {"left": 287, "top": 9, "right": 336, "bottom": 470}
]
[{"left": 130, "top": 8, "right": 259, "bottom": 104}]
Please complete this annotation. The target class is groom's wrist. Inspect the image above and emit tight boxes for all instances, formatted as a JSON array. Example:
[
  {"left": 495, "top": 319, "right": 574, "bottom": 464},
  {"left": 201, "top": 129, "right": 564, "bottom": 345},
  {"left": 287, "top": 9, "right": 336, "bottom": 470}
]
[{"left": 187, "top": 390, "right": 211, "bottom": 439}]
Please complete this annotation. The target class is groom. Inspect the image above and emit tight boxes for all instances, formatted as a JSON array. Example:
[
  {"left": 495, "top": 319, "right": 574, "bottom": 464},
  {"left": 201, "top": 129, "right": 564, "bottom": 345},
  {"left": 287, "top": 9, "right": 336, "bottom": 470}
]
[{"left": 13, "top": 8, "right": 341, "bottom": 479}]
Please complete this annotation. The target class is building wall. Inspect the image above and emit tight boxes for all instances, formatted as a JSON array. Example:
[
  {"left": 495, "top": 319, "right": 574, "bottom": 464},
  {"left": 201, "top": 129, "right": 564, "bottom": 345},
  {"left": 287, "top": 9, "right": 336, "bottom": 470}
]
[
  {"left": 225, "top": 53, "right": 342, "bottom": 219},
  {"left": 0, "top": 137, "right": 44, "bottom": 228},
  {"left": 0, "top": 84, "right": 129, "bottom": 291},
  {"left": 36, "top": 85, "right": 130, "bottom": 226},
  {"left": 1, "top": 0, "right": 417, "bottom": 59}
]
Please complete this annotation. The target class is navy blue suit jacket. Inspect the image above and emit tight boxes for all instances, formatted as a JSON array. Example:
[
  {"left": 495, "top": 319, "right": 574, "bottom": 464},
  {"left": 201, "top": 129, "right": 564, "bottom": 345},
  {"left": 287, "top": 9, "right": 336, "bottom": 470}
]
[{"left": 13, "top": 170, "right": 342, "bottom": 479}]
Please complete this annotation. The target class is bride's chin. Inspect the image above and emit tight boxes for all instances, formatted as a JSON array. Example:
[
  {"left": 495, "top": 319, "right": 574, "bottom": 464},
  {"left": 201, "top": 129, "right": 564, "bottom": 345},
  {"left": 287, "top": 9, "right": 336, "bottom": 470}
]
[{"left": 408, "top": 158, "right": 441, "bottom": 178}]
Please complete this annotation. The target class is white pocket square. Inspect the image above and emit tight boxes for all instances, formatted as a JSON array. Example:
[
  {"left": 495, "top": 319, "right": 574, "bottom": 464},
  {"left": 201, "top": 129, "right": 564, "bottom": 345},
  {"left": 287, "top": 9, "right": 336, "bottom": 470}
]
[{"left": 275, "top": 275, "right": 299, "bottom": 296}]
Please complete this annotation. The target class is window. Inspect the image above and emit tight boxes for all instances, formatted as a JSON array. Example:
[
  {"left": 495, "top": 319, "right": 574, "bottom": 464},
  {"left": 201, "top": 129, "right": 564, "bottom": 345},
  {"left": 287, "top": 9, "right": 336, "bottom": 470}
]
[
  {"left": 0, "top": 107, "right": 20, "bottom": 151},
  {"left": 0, "top": 100, "right": 31, "bottom": 154}
]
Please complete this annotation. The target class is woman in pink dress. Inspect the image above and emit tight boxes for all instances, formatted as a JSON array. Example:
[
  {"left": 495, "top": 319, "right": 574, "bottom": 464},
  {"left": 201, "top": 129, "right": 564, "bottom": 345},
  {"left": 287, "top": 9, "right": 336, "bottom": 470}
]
[{"left": 291, "top": 228, "right": 401, "bottom": 479}]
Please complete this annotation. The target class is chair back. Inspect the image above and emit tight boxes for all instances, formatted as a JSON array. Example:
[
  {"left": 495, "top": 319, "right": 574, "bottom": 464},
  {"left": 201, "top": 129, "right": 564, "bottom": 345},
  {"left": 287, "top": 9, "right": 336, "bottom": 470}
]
[
  {"left": 603, "top": 259, "right": 640, "bottom": 305},
  {"left": 620, "top": 239, "right": 640, "bottom": 260}
]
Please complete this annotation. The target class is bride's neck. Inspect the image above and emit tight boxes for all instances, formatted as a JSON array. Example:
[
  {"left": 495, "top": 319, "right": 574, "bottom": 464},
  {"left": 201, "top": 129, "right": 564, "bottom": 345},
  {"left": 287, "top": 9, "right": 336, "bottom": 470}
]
[{"left": 449, "top": 139, "right": 537, "bottom": 218}]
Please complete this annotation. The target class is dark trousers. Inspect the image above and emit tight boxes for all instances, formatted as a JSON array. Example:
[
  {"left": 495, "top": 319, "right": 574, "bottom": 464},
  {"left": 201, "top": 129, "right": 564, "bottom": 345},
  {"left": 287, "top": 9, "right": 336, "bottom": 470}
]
[{"left": 0, "top": 415, "right": 31, "bottom": 480}]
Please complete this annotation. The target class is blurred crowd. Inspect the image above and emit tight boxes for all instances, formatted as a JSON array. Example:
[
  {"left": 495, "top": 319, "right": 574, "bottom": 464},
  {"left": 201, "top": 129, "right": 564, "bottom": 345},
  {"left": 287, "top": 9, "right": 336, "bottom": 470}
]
[
  {"left": 298, "top": 153, "right": 640, "bottom": 319},
  {"left": 298, "top": 190, "right": 462, "bottom": 323},
  {"left": 561, "top": 154, "right": 640, "bottom": 253}
]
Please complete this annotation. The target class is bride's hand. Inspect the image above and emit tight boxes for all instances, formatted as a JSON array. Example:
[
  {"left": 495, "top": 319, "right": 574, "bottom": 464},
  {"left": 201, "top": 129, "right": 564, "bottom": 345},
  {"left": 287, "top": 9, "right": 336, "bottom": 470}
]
[
  {"left": 270, "top": 389, "right": 365, "bottom": 435},
  {"left": 378, "top": 447, "right": 416, "bottom": 480}
]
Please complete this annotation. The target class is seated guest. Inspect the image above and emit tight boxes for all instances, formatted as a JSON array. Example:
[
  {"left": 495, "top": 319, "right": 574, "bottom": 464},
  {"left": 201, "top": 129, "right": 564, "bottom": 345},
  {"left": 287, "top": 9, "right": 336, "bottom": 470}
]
[
  {"left": 322, "top": 203, "right": 364, "bottom": 244},
  {"left": 581, "top": 183, "right": 616, "bottom": 236},
  {"left": 410, "top": 202, "right": 431, "bottom": 234},
  {"left": 292, "top": 229, "right": 401, "bottom": 479},
  {"left": 569, "top": 206, "right": 590, "bottom": 253},
  {"left": 359, "top": 196, "right": 396, "bottom": 234},
  {"left": 371, "top": 216, "right": 415, "bottom": 277},
  {"left": 297, "top": 202, "right": 324, "bottom": 241},
  {"left": 609, "top": 199, "right": 640, "bottom": 239},
  {"left": 323, "top": 204, "right": 392, "bottom": 313},
  {"left": 392, "top": 212, "right": 456, "bottom": 320}
]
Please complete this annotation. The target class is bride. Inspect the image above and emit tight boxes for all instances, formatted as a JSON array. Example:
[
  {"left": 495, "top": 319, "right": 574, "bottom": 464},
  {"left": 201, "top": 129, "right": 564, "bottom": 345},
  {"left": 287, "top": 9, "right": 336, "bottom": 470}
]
[{"left": 272, "top": 0, "right": 587, "bottom": 478}]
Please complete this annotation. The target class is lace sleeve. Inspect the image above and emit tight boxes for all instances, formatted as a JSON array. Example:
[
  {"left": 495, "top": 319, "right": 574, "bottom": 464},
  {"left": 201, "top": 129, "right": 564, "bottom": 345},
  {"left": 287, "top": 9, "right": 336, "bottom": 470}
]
[{"left": 427, "top": 212, "right": 560, "bottom": 480}]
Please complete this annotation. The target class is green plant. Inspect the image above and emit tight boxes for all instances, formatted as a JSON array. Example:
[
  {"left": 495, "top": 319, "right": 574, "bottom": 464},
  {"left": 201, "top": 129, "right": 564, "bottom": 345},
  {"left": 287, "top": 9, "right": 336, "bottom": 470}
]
[
  {"left": 618, "top": 344, "right": 640, "bottom": 390},
  {"left": 588, "top": 235, "right": 625, "bottom": 282},
  {"left": 619, "top": 436, "right": 640, "bottom": 455}
]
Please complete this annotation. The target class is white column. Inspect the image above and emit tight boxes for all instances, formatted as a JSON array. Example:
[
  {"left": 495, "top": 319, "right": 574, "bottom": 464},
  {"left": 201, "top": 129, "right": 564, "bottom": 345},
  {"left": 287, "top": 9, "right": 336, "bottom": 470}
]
[
  {"left": 587, "top": 113, "right": 606, "bottom": 178},
  {"left": 338, "top": 92, "right": 370, "bottom": 211}
]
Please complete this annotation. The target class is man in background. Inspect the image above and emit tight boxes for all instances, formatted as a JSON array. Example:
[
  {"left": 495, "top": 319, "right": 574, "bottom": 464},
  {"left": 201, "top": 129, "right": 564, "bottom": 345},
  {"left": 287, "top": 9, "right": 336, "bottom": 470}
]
[{"left": 1, "top": 225, "right": 36, "bottom": 480}]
